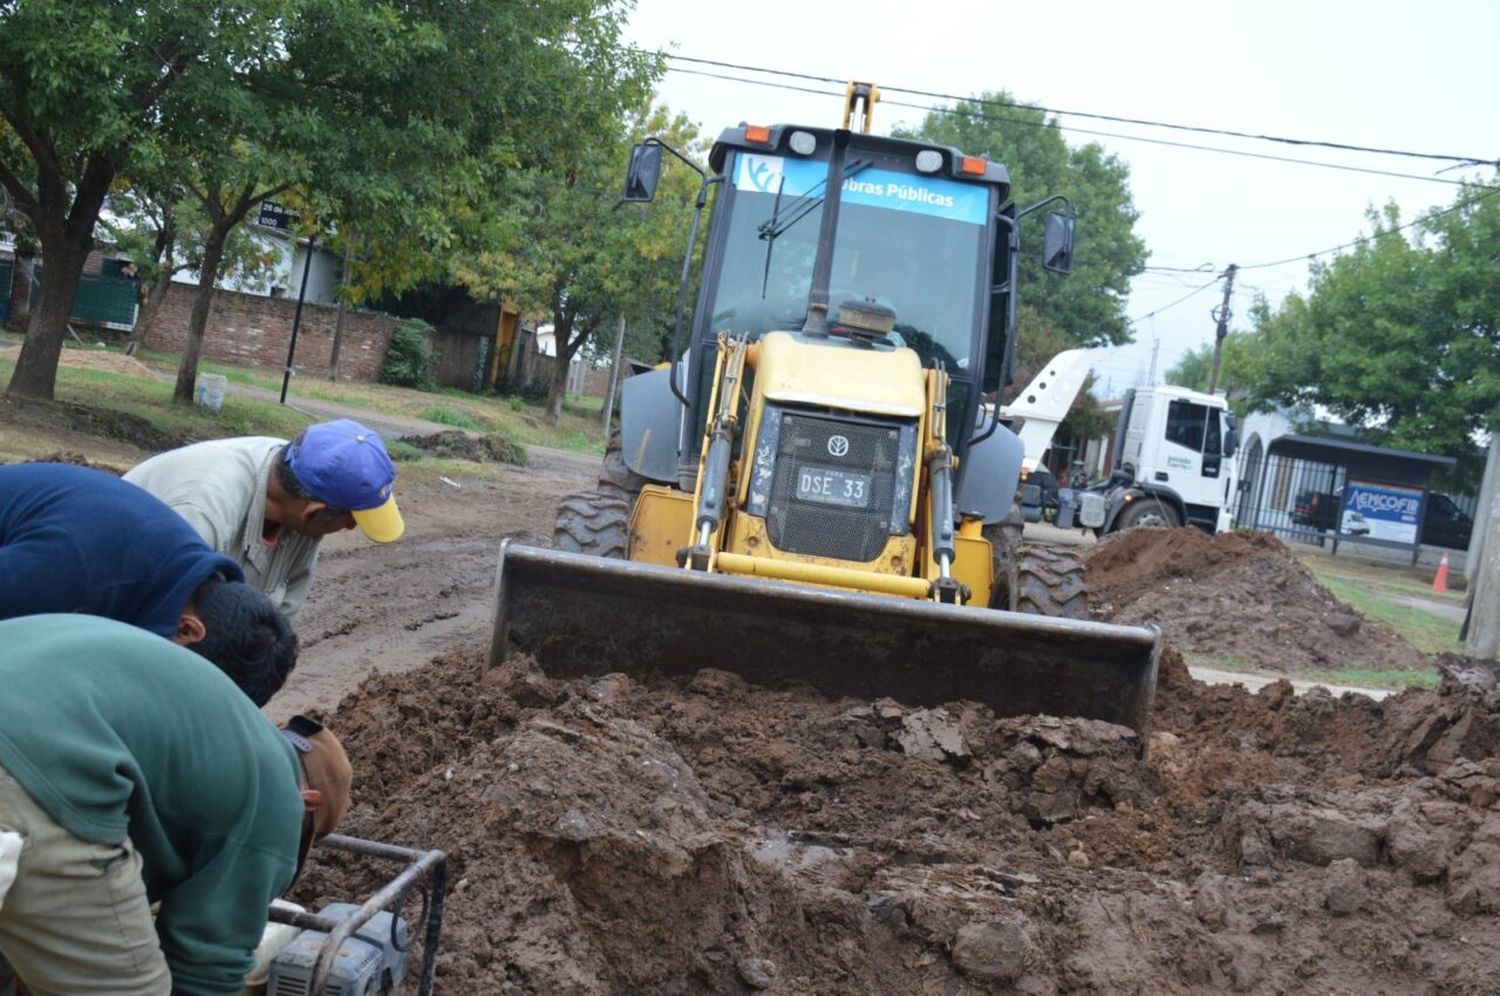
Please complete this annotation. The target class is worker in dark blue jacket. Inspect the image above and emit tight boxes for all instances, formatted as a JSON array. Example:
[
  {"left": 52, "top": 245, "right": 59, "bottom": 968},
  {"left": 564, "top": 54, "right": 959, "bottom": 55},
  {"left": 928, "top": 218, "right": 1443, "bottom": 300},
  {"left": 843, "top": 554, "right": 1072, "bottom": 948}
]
[{"left": 0, "top": 462, "right": 296, "bottom": 705}]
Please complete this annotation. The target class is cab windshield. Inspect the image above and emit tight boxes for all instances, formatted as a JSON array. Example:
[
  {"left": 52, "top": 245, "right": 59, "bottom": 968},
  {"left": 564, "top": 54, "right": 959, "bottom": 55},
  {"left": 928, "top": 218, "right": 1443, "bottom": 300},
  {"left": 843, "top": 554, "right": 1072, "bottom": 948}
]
[{"left": 703, "top": 151, "right": 989, "bottom": 372}]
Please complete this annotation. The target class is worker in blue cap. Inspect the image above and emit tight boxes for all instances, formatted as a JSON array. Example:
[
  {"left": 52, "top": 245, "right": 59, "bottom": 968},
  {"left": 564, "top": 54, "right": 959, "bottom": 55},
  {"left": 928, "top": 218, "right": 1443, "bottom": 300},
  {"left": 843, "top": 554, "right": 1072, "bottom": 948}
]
[{"left": 125, "top": 419, "right": 404, "bottom": 619}]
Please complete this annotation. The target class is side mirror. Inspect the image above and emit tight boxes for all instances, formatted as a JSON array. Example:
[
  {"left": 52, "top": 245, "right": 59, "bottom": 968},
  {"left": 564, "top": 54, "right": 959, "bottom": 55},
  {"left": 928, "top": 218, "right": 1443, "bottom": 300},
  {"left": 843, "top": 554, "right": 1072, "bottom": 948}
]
[
  {"left": 622, "top": 143, "right": 663, "bottom": 203},
  {"left": 1041, "top": 211, "right": 1075, "bottom": 274},
  {"left": 1224, "top": 428, "right": 1239, "bottom": 458}
]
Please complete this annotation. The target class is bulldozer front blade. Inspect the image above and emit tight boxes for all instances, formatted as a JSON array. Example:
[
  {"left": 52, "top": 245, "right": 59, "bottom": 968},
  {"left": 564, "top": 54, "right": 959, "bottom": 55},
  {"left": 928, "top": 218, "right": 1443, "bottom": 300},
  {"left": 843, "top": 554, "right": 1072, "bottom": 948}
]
[{"left": 490, "top": 541, "right": 1162, "bottom": 734}]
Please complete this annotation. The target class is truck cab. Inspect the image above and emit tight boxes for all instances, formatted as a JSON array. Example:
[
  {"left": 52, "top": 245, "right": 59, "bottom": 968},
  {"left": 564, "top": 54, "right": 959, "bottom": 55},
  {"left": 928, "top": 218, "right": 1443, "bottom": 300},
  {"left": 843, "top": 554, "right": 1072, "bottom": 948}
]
[{"left": 1105, "top": 385, "right": 1239, "bottom": 533}]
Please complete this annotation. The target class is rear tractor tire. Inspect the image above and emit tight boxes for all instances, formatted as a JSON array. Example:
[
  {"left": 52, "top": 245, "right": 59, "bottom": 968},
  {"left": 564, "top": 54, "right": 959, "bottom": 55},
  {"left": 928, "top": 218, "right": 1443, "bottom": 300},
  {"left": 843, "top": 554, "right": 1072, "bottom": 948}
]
[
  {"left": 997, "top": 543, "right": 1089, "bottom": 620},
  {"left": 596, "top": 424, "right": 648, "bottom": 502},
  {"left": 553, "top": 490, "right": 631, "bottom": 560}
]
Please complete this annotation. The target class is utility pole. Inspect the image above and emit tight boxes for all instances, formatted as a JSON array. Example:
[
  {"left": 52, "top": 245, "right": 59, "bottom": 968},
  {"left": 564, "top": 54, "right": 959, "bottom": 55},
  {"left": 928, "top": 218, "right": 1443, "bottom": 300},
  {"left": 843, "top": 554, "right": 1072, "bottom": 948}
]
[
  {"left": 1465, "top": 414, "right": 1499, "bottom": 586},
  {"left": 280, "top": 235, "right": 316, "bottom": 405},
  {"left": 1207, "top": 263, "right": 1237, "bottom": 395},
  {"left": 1147, "top": 337, "right": 1160, "bottom": 386},
  {"left": 1465, "top": 426, "right": 1500, "bottom": 658}
]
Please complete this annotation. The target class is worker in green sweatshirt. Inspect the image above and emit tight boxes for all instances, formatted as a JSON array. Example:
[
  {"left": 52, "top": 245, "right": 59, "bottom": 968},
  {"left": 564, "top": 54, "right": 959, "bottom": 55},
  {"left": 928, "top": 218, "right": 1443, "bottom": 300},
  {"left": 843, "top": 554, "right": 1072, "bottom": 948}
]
[{"left": 0, "top": 614, "right": 352, "bottom": 995}]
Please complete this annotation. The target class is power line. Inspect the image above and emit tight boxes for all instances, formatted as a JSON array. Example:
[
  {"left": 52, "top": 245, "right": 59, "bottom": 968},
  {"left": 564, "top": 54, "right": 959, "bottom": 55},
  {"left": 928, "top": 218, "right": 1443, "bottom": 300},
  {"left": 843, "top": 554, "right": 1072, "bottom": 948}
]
[
  {"left": 666, "top": 55, "right": 1500, "bottom": 168},
  {"left": 667, "top": 66, "right": 1488, "bottom": 189},
  {"left": 1238, "top": 185, "right": 1500, "bottom": 270},
  {"left": 661, "top": 57, "right": 1500, "bottom": 291},
  {"left": 1127, "top": 277, "right": 1222, "bottom": 324}
]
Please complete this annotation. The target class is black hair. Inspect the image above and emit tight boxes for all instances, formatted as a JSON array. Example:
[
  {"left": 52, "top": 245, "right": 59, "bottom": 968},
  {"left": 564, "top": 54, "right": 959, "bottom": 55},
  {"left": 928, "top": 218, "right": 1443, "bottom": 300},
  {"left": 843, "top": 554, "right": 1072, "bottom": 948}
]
[
  {"left": 188, "top": 575, "right": 298, "bottom": 707},
  {"left": 274, "top": 433, "right": 316, "bottom": 502}
]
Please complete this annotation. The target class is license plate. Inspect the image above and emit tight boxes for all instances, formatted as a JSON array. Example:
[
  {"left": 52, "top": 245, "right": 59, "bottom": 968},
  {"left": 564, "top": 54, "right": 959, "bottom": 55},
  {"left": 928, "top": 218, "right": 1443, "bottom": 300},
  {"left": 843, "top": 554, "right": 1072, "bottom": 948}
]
[{"left": 796, "top": 465, "right": 872, "bottom": 508}]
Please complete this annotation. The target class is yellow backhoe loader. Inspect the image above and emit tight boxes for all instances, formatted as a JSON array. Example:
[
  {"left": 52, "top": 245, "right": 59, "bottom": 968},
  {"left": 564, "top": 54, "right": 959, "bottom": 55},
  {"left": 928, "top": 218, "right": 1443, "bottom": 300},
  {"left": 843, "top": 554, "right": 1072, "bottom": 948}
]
[{"left": 490, "top": 84, "right": 1161, "bottom": 733}]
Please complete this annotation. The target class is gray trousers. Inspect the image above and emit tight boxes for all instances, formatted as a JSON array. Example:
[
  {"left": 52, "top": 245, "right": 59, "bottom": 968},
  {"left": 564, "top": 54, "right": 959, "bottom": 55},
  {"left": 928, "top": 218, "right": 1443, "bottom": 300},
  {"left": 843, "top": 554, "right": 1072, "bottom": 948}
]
[{"left": 0, "top": 764, "right": 170, "bottom": 996}]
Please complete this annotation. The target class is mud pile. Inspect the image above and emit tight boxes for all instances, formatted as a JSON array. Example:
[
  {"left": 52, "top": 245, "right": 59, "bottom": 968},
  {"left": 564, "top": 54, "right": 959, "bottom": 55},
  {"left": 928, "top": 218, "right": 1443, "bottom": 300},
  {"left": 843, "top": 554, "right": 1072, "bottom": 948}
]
[
  {"left": 296, "top": 647, "right": 1500, "bottom": 994},
  {"left": 398, "top": 430, "right": 529, "bottom": 466},
  {"left": 1085, "top": 527, "right": 1427, "bottom": 672}
]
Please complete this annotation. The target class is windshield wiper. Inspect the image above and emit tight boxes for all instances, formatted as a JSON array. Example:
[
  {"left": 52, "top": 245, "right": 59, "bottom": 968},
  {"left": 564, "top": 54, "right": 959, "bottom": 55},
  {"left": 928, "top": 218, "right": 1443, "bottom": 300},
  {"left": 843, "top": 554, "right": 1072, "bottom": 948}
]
[{"left": 757, "top": 159, "right": 874, "bottom": 299}]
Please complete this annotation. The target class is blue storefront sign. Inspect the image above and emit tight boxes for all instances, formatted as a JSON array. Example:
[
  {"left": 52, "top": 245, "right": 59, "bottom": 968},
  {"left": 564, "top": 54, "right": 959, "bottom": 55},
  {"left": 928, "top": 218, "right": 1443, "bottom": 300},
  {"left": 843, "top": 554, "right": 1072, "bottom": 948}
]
[{"left": 1342, "top": 480, "right": 1424, "bottom": 544}]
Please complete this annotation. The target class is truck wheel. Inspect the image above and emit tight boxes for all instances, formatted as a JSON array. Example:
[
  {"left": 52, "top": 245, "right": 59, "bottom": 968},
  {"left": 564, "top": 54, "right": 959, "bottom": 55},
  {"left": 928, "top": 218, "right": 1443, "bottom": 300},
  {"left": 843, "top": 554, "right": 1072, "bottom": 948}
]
[
  {"left": 1114, "top": 498, "right": 1181, "bottom": 531},
  {"left": 553, "top": 491, "right": 631, "bottom": 559},
  {"left": 597, "top": 424, "right": 648, "bottom": 502},
  {"left": 1001, "top": 544, "right": 1089, "bottom": 619}
]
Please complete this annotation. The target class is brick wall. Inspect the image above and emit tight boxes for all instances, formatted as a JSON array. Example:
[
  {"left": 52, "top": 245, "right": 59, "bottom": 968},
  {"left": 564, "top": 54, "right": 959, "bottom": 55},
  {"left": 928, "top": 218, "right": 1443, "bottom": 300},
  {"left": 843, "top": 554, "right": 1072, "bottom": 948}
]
[{"left": 143, "top": 282, "right": 397, "bottom": 381}]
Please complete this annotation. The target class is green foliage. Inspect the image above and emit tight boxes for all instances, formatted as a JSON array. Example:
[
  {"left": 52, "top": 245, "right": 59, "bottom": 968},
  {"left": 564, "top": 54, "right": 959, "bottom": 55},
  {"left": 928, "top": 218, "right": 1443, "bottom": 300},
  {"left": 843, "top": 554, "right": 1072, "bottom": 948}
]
[
  {"left": 508, "top": 395, "right": 525, "bottom": 412},
  {"left": 1162, "top": 332, "right": 1256, "bottom": 410},
  {"left": 379, "top": 320, "right": 436, "bottom": 390},
  {"left": 1239, "top": 185, "right": 1500, "bottom": 486},
  {"left": 454, "top": 104, "right": 702, "bottom": 421},
  {"left": 384, "top": 439, "right": 426, "bottom": 462},
  {"left": 422, "top": 404, "right": 481, "bottom": 430},
  {"left": 1, "top": 0, "right": 662, "bottom": 401},
  {"left": 895, "top": 93, "right": 1148, "bottom": 347}
]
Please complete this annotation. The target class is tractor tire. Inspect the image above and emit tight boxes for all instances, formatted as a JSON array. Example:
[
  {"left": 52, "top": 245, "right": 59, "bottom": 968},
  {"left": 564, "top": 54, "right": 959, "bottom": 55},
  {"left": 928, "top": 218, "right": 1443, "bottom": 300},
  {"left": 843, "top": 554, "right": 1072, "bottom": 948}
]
[
  {"left": 1002, "top": 543, "right": 1089, "bottom": 620},
  {"left": 1113, "top": 497, "right": 1181, "bottom": 531},
  {"left": 553, "top": 491, "right": 631, "bottom": 559},
  {"left": 596, "top": 424, "right": 648, "bottom": 502},
  {"left": 983, "top": 494, "right": 1026, "bottom": 609}
]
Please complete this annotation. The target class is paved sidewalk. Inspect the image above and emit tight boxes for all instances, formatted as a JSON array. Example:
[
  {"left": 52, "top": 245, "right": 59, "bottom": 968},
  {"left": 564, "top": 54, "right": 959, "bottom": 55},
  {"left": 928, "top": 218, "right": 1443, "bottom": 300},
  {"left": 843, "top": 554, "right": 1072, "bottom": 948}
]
[{"left": 1187, "top": 665, "right": 1393, "bottom": 701}]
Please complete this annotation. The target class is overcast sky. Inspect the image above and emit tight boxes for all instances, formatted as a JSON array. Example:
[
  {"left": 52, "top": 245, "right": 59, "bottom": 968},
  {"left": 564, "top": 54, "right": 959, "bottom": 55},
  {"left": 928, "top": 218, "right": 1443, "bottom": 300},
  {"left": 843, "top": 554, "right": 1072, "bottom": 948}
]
[{"left": 623, "top": 0, "right": 1499, "bottom": 397}]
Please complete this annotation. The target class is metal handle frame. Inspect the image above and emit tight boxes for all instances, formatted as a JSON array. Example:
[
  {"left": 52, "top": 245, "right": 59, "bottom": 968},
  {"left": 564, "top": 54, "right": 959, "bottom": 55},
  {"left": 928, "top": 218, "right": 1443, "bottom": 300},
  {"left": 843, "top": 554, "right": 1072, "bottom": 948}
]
[{"left": 268, "top": 834, "right": 448, "bottom": 996}]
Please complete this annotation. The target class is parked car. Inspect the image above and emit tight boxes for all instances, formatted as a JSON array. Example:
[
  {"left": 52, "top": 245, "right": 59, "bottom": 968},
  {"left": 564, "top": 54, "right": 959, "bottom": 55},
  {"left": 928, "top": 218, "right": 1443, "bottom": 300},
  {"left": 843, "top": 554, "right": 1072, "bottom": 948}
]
[
  {"left": 1292, "top": 487, "right": 1473, "bottom": 548},
  {"left": 1423, "top": 492, "right": 1475, "bottom": 550}
]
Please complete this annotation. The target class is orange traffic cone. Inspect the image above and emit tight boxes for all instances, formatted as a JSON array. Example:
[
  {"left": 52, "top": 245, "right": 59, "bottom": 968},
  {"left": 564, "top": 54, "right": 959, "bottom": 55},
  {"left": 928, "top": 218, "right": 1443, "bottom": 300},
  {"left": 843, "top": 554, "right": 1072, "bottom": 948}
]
[{"left": 1432, "top": 551, "right": 1450, "bottom": 594}]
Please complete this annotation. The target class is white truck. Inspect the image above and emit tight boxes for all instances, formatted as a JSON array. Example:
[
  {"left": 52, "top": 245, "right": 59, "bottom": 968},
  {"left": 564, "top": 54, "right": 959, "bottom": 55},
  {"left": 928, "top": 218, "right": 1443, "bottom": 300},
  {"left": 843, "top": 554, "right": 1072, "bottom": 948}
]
[
  {"left": 1099, "top": 384, "right": 1240, "bottom": 533},
  {"left": 997, "top": 353, "right": 1240, "bottom": 534}
]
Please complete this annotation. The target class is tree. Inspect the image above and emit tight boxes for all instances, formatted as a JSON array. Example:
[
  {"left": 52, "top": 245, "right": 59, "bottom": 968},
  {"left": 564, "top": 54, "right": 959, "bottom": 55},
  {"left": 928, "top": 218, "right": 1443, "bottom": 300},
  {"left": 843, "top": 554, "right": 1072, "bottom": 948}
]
[
  {"left": 0, "top": 0, "right": 291, "bottom": 400},
  {"left": 1163, "top": 332, "right": 1256, "bottom": 405},
  {"left": 1242, "top": 186, "right": 1500, "bottom": 486},
  {"left": 895, "top": 92, "right": 1148, "bottom": 347},
  {"left": 455, "top": 106, "right": 702, "bottom": 422},
  {"left": 2, "top": 0, "right": 660, "bottom": 402}
]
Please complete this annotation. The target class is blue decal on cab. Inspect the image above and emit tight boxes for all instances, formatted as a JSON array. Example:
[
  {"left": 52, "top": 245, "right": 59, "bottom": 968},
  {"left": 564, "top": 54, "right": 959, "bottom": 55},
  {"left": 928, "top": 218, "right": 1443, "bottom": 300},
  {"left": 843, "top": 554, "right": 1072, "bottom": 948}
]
[{"left": 734, "top": 153, "right": 986, "bottom": 225}]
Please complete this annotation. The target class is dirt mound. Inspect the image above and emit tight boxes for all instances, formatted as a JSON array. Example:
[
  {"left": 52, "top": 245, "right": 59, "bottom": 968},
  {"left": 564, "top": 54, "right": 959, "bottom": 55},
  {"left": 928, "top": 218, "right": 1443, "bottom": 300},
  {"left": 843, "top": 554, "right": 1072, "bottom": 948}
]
[
  {"left": 0, "top": 395, "right": 183, "bottom": 453},
  {"left": 1086, "top": 527, "right": 1428, "bottom": 673},
  {"left": 398, "top": 430, "right": 529, "bottom": 466},
  {"left": 13, "top": 450, "right": 126, "bottom": 475},
  {"left": 54, "top": 347, "right": 158, "bottom": 379},
  {"left": 296, "top": 647, "right": 1500, "bottom": 994}
]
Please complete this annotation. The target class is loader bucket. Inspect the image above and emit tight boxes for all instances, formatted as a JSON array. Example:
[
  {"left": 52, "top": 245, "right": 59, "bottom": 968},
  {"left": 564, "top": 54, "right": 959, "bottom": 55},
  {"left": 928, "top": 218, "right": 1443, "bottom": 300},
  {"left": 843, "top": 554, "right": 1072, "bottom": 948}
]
[{"left": 489, "top": 541, "right": 1163, "bottom": 735}]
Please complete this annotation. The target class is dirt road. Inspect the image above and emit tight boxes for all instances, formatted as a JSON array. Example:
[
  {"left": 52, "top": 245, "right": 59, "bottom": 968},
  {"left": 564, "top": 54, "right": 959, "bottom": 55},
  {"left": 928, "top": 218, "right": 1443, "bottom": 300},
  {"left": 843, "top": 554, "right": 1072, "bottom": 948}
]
[{"left": 268, "top": 443, "right": 597, "bottom": 722}]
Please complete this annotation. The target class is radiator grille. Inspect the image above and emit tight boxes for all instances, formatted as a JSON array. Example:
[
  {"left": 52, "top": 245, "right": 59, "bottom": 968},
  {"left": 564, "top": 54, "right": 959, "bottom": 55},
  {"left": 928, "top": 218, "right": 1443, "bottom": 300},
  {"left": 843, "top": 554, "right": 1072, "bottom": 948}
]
[{"left": 766, "top": 413, "right": 906, "bottom": 561}]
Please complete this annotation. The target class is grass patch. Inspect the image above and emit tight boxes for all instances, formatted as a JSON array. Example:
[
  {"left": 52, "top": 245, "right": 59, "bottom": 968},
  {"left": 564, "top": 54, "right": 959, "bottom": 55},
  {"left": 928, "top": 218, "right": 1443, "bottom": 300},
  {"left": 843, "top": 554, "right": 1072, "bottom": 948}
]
[
  {"left": 421, "top": 404, "right": 486, "bottom": 431},
  {"left": 0, "top": 354, "right": 311, "bottom": 451},
  {"left": 1294, "top": 547, "right": 1467, "bottom": 605},
  {"left": 1316, "top": 574, "right": 1465, "bottom": 655},
  {"left": 131, "top": 350, "right": 604, "bottom": 454},
  {"left": 1301, "top": 666, "right": 1443, "bottom": 691}
]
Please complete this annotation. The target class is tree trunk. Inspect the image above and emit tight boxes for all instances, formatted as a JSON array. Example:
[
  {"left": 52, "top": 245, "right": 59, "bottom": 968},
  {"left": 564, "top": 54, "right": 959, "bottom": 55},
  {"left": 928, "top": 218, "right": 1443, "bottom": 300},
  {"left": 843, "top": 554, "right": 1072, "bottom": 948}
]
[
  {"left": 4, "top": 249, "right": 35, "bottom": 336},
  {"left": 128, "top": 211, "right": 177, "bottom": 354},
  {"left": 129, "top": 273, "right": 174, "bottom": 353},
  {"left": 5, "top": 236, "right": 90, "bottom": 401},
  {"left": 546, "top": 346, "right": 570, "bottom": 423},
  {"left": 173, "top": 227, "right": 229, "bottom": 404},
  {"left": 3, "top": 152, "right": 117, "bottom": 401}
]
